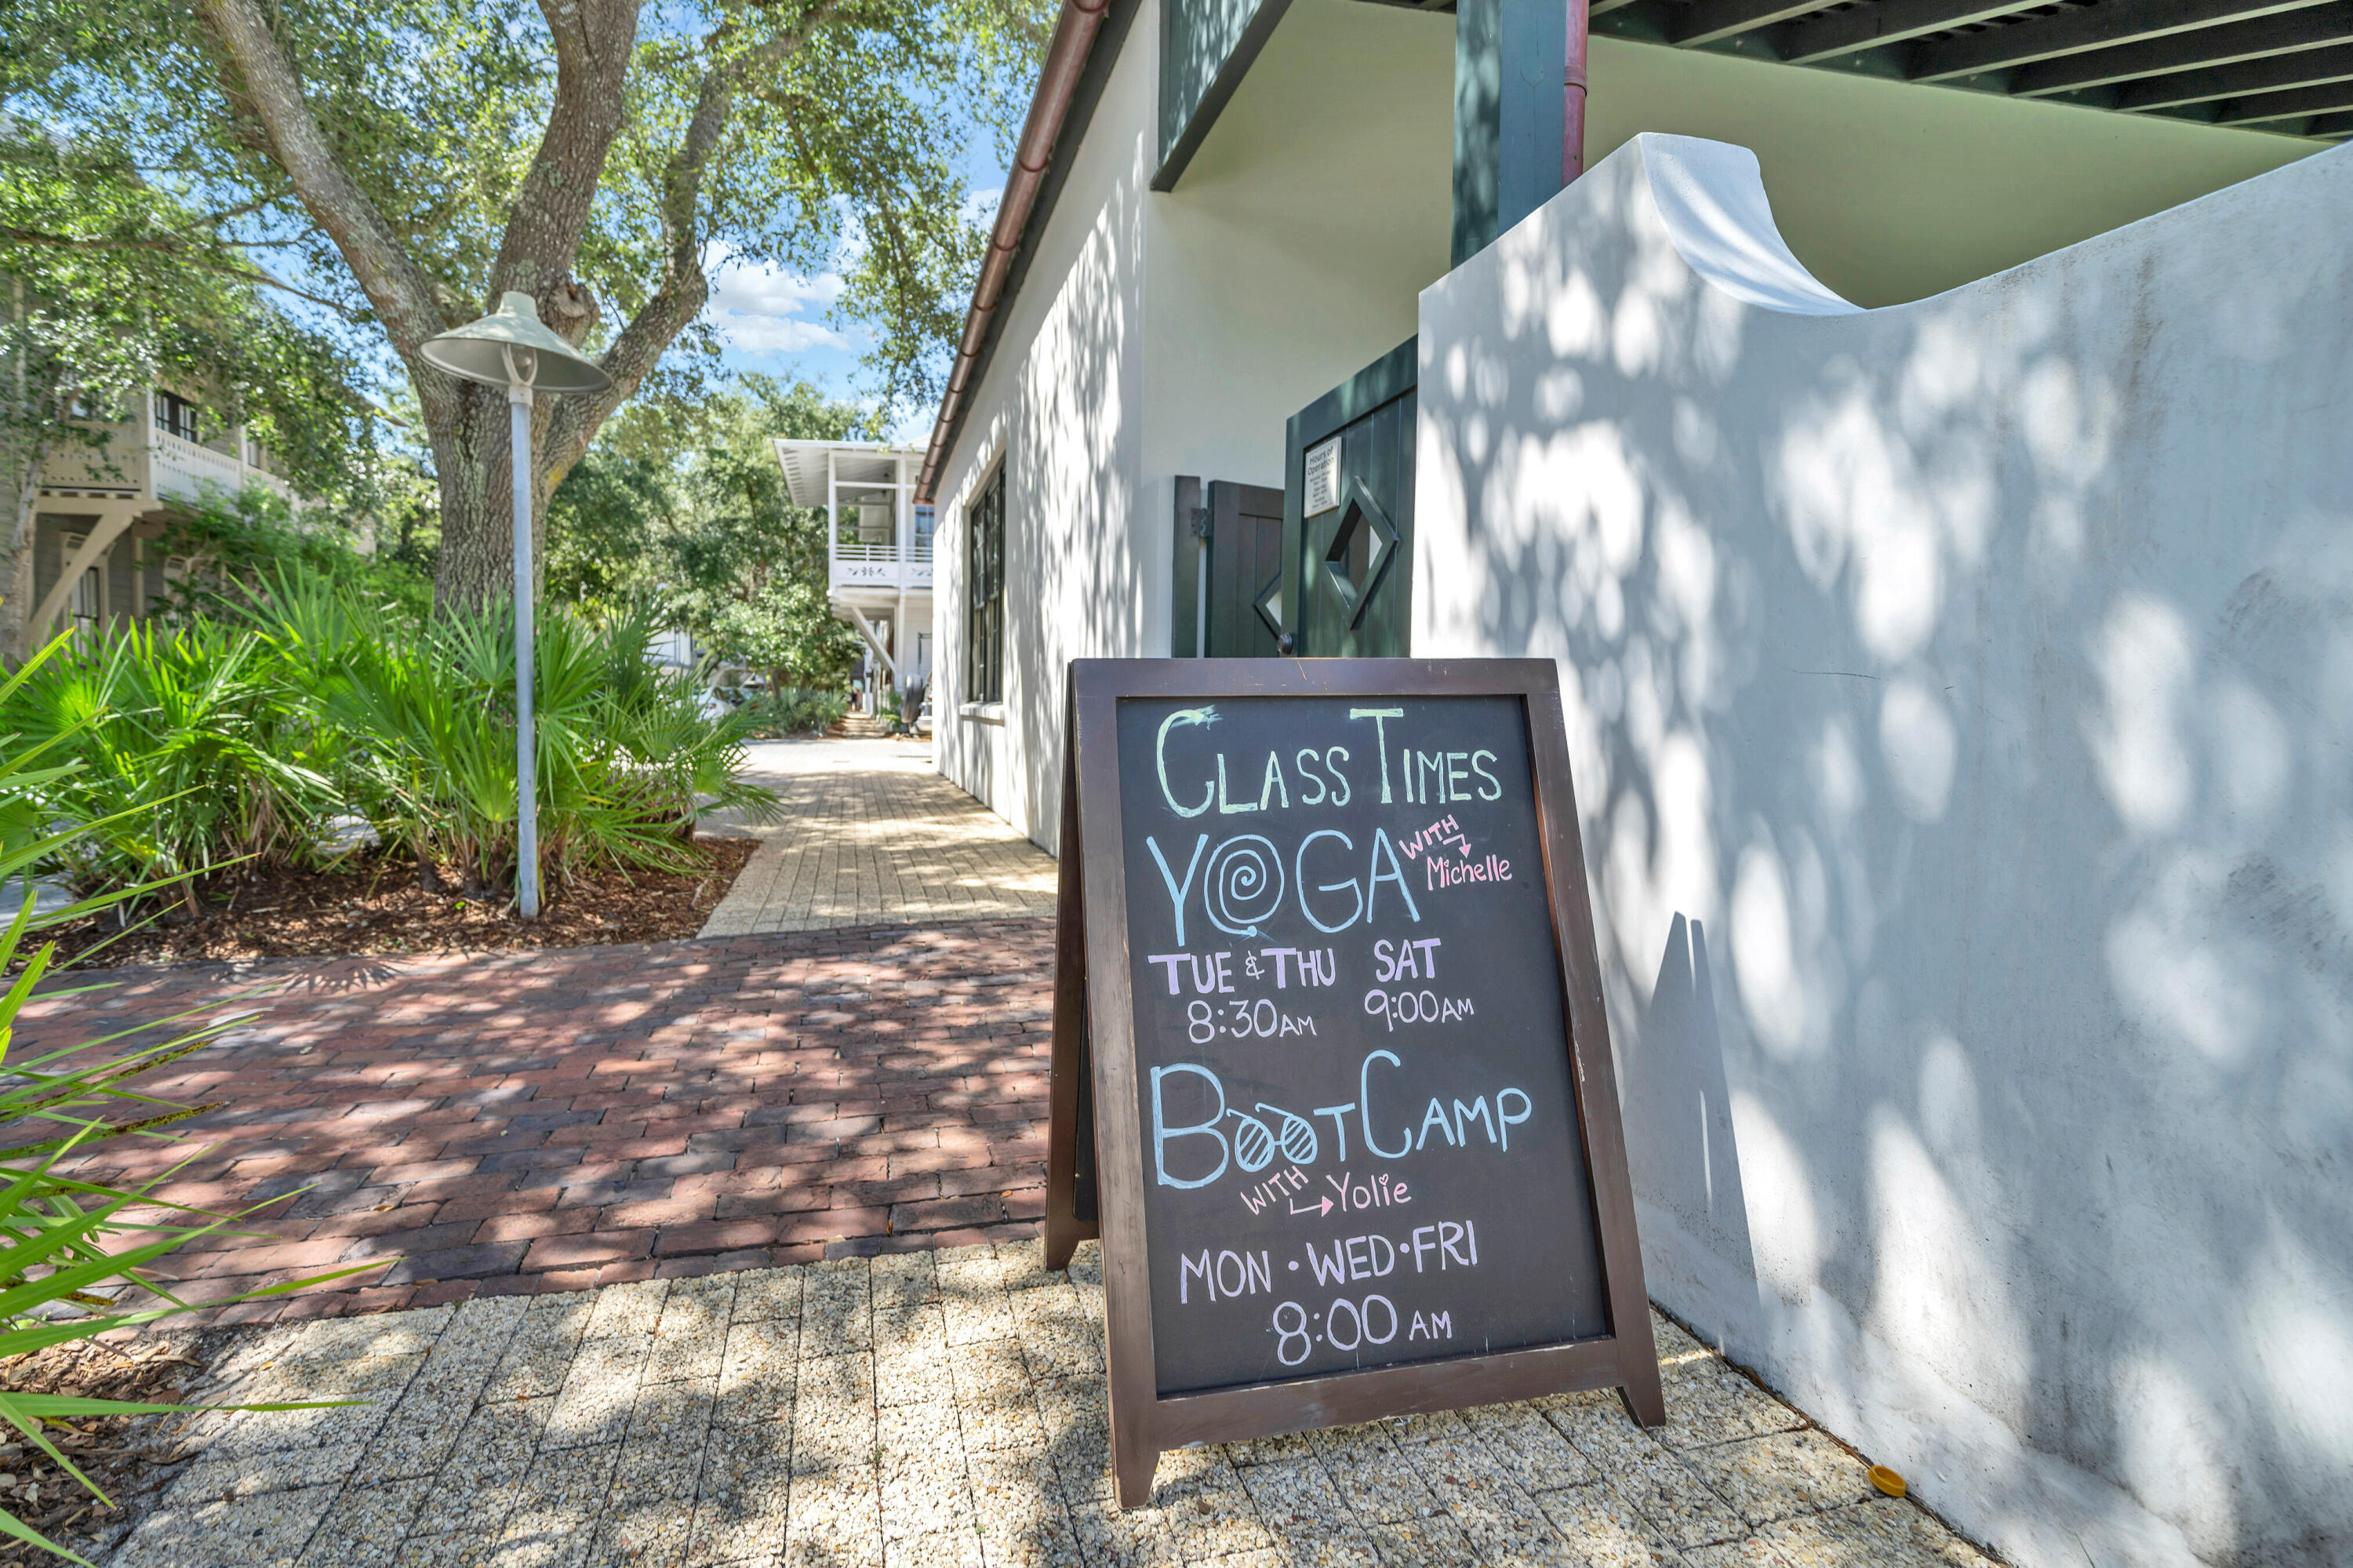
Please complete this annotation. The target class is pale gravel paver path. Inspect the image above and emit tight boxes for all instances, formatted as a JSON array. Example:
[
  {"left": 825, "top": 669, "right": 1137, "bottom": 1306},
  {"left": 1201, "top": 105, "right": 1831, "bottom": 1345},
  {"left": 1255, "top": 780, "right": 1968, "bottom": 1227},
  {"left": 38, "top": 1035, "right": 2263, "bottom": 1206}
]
[
  {"left": 701, "top": 740, "right": 1059, "bottom": 937},
  {"left": 102, "top": 1239, "right": 1997, "bottom": 1568}
]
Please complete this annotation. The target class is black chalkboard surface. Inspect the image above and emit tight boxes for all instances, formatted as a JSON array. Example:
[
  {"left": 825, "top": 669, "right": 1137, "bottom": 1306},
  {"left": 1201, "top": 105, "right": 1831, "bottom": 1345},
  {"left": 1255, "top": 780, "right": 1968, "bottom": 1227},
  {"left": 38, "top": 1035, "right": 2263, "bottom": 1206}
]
[{"left": 1044, "top": 660, "right": 1661, "bottom": 1506}]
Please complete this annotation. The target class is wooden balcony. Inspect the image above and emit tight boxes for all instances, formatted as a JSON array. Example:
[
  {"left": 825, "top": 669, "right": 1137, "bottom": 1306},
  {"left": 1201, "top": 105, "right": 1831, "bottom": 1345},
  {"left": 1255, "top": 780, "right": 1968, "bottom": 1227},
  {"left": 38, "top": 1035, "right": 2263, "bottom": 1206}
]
[{"left": 35, "top": 409, "right": 299, "bottom": 509}]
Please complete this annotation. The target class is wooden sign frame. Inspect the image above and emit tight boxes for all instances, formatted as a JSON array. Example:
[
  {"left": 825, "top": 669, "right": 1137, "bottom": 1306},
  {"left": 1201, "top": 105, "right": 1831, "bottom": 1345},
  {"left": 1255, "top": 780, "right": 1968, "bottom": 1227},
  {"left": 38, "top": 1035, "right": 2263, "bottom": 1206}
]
[{"left": 1043, "top": 657, "right": 1663, "bottom": 1506}]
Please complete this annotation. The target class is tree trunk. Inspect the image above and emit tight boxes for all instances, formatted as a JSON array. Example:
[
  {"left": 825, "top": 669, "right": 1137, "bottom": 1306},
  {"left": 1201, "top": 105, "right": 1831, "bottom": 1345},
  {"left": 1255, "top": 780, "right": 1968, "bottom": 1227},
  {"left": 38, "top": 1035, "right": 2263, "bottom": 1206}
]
[
  {"left": 428, "top": 377, "right": 562, "bottom": 611},
  {"left": 191, "top": 0, "right": 815, "bottom": 618}
]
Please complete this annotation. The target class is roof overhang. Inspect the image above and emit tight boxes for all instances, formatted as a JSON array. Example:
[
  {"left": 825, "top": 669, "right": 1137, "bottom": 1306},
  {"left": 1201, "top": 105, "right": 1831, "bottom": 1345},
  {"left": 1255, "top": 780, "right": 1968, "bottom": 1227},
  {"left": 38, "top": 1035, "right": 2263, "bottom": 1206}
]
[
  {"left": 918, "top": 0, "right": 2339, "bottom": 500},
  {"left": 917, "top": 0, "right": 1143, "bottom": 503},
  {"left": 773, "top": 439, "right": 923, "bottom": 509}
]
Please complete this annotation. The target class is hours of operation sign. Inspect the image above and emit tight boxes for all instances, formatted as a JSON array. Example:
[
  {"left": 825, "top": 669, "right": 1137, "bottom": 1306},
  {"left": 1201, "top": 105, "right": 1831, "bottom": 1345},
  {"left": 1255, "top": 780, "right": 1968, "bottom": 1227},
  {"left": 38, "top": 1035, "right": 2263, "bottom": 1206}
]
[{"left": 1043, "top": 660, "right": 1661, "bottom": 1506}]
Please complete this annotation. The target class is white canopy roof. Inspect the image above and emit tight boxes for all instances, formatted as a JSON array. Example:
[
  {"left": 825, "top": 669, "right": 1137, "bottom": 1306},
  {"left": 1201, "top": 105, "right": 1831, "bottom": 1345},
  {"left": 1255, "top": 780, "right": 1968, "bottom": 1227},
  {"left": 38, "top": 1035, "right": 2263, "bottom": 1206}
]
[{"left": 772, "top": 438, "right": 924, "bottom": 509}]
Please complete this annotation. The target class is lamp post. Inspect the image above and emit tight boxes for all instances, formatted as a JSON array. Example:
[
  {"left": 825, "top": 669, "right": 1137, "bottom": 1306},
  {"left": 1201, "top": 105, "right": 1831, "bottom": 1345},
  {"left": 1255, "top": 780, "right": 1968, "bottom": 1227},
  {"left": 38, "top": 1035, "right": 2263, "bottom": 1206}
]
[{"left": 419, "top": 293, "right": 611, "bottom": 919}]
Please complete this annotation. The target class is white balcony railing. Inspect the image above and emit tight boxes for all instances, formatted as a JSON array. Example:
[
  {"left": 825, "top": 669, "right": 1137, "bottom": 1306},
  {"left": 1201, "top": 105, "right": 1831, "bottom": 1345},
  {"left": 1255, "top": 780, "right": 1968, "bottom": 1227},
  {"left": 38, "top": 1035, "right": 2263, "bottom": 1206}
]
[
  {"left": 33, "top": 403, "right": 305, "bottom": 511},
  {"left": 151, "top": 430, "right": 245, "bottom": 504},
  {"left": 831, "top": 535, "right": 933, "bottom": 591}
]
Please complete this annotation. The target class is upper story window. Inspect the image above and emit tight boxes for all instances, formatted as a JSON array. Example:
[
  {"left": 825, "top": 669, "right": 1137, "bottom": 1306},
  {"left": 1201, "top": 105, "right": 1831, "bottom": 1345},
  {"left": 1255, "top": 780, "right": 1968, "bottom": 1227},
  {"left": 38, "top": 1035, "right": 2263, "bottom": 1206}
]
[
  {"left": 965, "top": 465, "right": 1006, "bottom": 706},
  {"left": 154, "top": 391, "right": 199, "bottom": 444}
]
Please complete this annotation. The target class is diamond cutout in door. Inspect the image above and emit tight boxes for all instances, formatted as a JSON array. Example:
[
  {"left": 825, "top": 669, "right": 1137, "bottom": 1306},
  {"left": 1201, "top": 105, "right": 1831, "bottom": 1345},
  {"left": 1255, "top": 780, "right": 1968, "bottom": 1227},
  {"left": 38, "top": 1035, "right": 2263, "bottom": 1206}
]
[
  {"left": 1253, "top": 569, "right": 1284, "bottom": 642},
  {"left": 1322, "top": 478, "right": 1399, "bottom": 629}
]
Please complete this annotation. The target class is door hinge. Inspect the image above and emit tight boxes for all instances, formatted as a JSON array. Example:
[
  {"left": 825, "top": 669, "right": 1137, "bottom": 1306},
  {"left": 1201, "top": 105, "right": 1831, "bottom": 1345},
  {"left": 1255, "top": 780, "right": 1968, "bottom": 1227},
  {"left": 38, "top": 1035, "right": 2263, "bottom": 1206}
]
[{"left": 1189, "top": 506, "right": 1212, "bottom": 540}]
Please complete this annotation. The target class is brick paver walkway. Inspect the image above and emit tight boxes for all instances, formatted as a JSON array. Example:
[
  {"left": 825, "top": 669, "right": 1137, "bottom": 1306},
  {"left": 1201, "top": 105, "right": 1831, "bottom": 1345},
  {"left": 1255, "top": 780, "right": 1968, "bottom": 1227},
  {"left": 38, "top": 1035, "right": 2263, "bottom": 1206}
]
[
  {"left": 702, "top": 740, "right": 1058, "bottom": 937},
  {"left": 99, "top": 1240, "right": 1998, "bottom": 1568},
  {"left": 20, "top": 921, "right": 1056, "bottom": 1323}
]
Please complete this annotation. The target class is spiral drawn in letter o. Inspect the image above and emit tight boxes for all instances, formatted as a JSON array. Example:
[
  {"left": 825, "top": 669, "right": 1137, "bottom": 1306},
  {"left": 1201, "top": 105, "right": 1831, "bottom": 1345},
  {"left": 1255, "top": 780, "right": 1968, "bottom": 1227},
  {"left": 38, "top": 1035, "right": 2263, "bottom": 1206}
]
[{"left": 1205, "top": 835, "right": 1285, "bottom": 937}]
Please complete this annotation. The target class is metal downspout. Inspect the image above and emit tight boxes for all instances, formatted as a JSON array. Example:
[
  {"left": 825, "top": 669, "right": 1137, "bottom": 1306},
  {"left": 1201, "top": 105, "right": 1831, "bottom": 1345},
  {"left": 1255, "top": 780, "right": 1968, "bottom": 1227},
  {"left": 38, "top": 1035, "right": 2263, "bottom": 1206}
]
[{"left": 1565, "top": 0, "right": 1589, "bottom": 183}]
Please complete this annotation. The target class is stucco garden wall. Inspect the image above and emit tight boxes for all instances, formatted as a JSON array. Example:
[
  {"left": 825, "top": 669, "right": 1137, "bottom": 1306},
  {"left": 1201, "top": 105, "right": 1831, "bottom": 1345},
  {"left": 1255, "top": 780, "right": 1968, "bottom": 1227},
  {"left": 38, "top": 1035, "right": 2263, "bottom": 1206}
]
[{"left": 1413, "top": 133, "right": 2353, "bottom": 1568}]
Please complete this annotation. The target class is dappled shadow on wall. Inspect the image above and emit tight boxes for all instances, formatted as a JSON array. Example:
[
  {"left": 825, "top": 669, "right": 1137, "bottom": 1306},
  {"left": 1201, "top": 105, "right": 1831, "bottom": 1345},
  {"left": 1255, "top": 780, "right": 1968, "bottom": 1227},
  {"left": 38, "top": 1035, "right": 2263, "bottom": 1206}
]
[
  {"left": 1417, "top": 132, "right": 2353, "bottom": 1565},
  {"left": 1007, "top": 144, "right": 1155, "bottom": 855}
]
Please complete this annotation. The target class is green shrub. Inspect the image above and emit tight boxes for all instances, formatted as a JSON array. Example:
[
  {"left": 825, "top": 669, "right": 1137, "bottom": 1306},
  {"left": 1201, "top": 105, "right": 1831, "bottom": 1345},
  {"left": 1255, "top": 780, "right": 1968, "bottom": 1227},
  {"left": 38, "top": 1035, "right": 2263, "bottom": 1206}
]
[
  {"left": 0, "top": 620, "right": 338, "bottom": 905},
  {"left": 736, "top": 687, "right": 847, "bottom": 739},
  {"left": 250, "top": 571, "right": 783, "bottom": 894},
  {"left": 326, "top": 600, "right": 762, "bottom": 889},
  {"left": 0, "top": 641, "right": 372, "bottom": 1560},
  {"left": 0, "top": 570, "right": 784, "bottom": 910}
]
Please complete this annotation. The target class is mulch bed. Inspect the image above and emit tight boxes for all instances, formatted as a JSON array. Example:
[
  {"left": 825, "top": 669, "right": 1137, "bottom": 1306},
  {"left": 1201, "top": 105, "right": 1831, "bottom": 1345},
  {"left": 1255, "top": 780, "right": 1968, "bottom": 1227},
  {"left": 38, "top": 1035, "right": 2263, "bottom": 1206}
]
[
  {"left": 0, "top": 1326, "right": 226, "bottom": 1566},
  {"left": 35, "top": 836, "right": 759, "bottom": 973}
]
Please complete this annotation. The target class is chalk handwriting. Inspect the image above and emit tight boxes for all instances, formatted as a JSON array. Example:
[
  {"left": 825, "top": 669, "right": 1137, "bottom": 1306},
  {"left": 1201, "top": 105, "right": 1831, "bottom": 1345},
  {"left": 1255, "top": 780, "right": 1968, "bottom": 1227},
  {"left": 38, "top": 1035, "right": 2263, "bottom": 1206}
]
[
  {"left": 1398, "top": 749, "right": 1504, "bottom": 806},
  {"left": 1150, "top": 1053, "right": 1531, "bottom": 1186},
  {"left": 1371, "top": 937, "right": 1442, "bottom": 983},
  {"left": 1238, "top": 1165, "right": 1311, "bottom": 1216},
  {"left": 1397, "top": 814, "right": 1472, "bottom": 860},
  {"left": 1424, "top": 853, "right": 1512, "bottom": 889},
  {"left": 1180, "top": 1248, "right": 1272, "bottom": 1304},
  {"left": 1363, "top": 988, "right": 1475, "bottom": 1030}
]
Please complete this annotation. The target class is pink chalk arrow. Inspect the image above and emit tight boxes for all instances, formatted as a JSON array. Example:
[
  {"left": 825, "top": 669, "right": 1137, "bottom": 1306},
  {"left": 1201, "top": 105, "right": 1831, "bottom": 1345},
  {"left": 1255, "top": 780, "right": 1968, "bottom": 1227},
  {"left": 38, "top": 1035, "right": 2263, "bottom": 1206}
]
[{"left": 1289, "top": 1197, "right": 1334, "bottom": 1218}]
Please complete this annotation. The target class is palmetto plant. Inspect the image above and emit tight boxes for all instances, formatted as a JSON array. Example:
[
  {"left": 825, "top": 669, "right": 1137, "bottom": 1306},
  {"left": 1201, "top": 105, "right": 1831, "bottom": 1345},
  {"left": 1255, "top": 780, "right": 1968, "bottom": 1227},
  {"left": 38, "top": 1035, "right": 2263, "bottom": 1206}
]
[
  {"left": 318, "top": 584, "right": 782, "bottom": 893},
  {"left": 0, "top": 641, "right": 373, "bottom": 1562},
  {"left": 0, "top": 568, "right": 783, "bottom": 909},
  {"left": 1, "top": 620, "right": 336, "bottom": 907}
]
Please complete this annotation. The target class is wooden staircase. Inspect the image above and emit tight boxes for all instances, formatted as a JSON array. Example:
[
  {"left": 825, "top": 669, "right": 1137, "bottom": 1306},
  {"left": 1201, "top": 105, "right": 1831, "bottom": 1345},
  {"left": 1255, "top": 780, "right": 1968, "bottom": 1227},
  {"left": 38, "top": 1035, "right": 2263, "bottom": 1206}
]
[{"left": 831, "top": 712, "right": 893, "bottom": 739}]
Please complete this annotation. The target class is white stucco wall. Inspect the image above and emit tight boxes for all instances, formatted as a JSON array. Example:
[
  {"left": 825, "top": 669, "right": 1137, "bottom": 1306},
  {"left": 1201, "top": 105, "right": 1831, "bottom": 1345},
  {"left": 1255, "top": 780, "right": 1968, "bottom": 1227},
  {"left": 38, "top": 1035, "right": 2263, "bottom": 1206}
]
[
  {"left": 1413, "top": 133, "right": 2353, "bottom": 1568},
  {"left": 933, "top": 1, "right": 1159, "bottom": 846},
  {"left": 1145, "top": 0, "right": 1454, "bottom": 489},
  {"left": 936, "top": 0, "right": 1457, "bottom": 849}
]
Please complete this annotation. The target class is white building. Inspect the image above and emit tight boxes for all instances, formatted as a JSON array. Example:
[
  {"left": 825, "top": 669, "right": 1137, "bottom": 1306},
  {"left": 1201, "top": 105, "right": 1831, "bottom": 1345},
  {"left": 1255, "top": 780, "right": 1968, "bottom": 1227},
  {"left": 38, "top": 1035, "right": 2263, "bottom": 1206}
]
[
  {"left": 773, "top": 438, "right": 935, "bottom": 713},
  {"left": 24, "top": 385, "right": 309, "bottom": 647},
  {"left": 908, "top": 0, "right": 2353, "bottom": 1563}
]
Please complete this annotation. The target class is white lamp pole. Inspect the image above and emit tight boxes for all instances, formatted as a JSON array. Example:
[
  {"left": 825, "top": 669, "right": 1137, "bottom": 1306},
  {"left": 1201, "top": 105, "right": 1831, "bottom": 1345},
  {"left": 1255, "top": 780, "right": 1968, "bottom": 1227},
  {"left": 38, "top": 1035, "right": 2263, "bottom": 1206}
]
[{"left": 419, "top": 293, "right": 611, "bottom": 919}]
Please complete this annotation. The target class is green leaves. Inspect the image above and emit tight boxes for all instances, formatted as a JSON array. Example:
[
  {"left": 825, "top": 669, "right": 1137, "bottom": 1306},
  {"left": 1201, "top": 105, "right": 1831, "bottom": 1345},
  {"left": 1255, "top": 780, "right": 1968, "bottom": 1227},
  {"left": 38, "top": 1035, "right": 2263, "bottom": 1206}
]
[
  {"left": 0, "top": 124, "right": 386, "bottom": 539},
  {"left": 0, "top": 564, "right": 781, "bottom": 907},
  {"left": 261, "top": 569, "right": 784, "bottom": 893},
  {"left": 547, "top": 374, "right": 865, "bottom": 686},
  {"left": 0, "top": 638, "right": 382, "bottom": 1563},
  {"left": 2, "top": 613, "right": 342, "bottom": 898}
]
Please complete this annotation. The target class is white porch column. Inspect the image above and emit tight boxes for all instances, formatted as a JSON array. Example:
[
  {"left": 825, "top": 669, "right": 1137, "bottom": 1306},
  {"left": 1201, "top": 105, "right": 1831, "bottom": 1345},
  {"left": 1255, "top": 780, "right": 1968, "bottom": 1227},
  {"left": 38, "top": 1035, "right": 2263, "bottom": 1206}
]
[{"left": 894, "top": 451, "right": 908, "bottom": 706}]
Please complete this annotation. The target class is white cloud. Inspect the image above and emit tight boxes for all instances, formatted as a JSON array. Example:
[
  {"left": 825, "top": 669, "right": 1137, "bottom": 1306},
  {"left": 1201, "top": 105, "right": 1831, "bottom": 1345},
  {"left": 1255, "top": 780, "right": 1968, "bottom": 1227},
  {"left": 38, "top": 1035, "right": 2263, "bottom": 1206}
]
[{"left": 699, "top": 243, "right": 851, "bottom": 357}]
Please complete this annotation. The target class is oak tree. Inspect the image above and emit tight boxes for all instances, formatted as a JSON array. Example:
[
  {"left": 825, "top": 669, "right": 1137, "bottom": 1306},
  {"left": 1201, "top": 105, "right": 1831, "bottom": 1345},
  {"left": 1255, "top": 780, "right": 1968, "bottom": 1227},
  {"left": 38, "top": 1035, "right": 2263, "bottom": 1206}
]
[
  {"left": 10, "top": 0, "right": 1041, "bottom": 609},
  {"left": 0, "top": 125, "right": 376, "bottom": 659}
]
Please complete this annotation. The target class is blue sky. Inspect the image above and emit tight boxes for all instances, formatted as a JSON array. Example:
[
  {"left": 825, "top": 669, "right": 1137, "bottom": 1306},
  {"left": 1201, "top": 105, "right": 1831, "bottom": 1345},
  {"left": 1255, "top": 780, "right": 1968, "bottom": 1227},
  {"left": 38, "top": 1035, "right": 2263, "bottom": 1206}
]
[{"left": 698, "top": 172, "right": 1007, "bottom": 443}]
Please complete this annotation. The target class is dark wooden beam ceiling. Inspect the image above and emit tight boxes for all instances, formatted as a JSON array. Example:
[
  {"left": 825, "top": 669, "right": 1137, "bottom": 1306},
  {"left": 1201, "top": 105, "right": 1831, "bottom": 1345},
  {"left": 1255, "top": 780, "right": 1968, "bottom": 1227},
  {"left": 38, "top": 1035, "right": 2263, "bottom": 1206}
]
[
  {"left": 1780, "top": 0, "right": 2032, "bottom": 66},
  {"left": 2111, "top": 38, "right": 2353, "bottom": 107},
  {"left": 1907, "top": 0, "right": 2329, "bottom": 81},
  {"left": 1567, "top": 0, "right": 2353, "bottom": 137},
  {"left": 1388, "top": 0, "right": 2353, "bottom": 134}
]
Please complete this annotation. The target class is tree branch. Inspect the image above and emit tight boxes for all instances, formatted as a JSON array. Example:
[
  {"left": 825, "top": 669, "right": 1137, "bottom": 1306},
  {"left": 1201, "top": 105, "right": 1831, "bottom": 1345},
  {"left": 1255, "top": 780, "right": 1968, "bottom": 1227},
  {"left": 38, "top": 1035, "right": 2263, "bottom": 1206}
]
[
  {"left": 491, "top": 0, "right": 643, "bottom": 312},
  {"left": 190, "top": 0, "right": 451, "bottom": 370},
  {"left": 543, "top": 1, "right": 846, "bottom": 480},
  {"left": 0, "top": 227, "right": 365, "bottom": 318}
]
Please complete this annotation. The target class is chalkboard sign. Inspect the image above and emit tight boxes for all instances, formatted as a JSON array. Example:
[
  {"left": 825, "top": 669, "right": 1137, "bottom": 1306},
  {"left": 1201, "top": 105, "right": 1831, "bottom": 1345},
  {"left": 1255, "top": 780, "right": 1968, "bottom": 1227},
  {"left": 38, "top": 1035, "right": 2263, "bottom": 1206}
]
[{"left": 1044, "top": 660, "right": 1663, "bottom": 1505}]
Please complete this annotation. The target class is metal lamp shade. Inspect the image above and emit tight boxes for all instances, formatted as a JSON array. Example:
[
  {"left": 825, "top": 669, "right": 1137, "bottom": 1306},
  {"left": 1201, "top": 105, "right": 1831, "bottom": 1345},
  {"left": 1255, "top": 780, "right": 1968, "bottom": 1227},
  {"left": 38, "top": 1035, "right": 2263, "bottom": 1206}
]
[{"left": 418, "top": 292, "right": 612, "bottom": 394}]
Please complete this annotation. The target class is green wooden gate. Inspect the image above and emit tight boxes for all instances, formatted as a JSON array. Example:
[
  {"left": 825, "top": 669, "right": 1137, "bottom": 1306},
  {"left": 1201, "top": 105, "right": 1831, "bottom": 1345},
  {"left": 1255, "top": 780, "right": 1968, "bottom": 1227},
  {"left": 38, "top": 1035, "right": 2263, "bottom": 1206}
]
[
  {"left": 1282, "top": 337, "right": 1417, "bottom": 657},
  {"left": 1170, "top": 477, "right": 1286, "bottom": 657}
]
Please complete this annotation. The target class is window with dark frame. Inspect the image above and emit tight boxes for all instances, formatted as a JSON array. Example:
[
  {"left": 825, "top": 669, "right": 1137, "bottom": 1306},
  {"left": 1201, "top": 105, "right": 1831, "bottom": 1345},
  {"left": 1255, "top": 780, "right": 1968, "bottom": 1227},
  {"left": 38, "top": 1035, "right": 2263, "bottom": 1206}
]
[
  {"left": 965, "top": 464, "right": 1006, "bottom": 706},
  {"left": 154, "top": 391, "right": 199, "bottom": 444}
]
